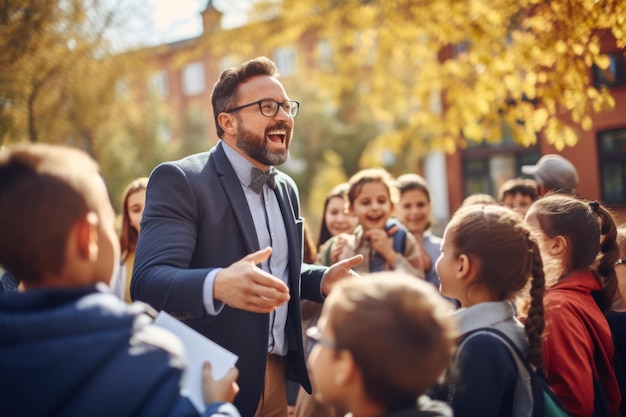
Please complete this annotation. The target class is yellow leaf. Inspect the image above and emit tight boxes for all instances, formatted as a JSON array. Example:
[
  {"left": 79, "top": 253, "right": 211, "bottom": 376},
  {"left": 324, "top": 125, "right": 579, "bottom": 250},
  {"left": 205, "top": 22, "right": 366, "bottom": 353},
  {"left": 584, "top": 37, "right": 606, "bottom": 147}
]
[
  {"left": 463, "top": 123, "right": 483, "bottom": 141},
  {"left": 595, "top": 55, "right": 611, "bottom": 70},
  {"left": 443, "top": 136, "right": 457, "bottom": 154},
  {"left": 581, "top": 115, "right": 593, "bottom": 131},
  {"left": 555, "top": 40, "right": 568, "bottom": 54},
  {"left": 564, "top": 127, "right": 578, "bottom": 147},
  {"left": 572, "top": 43, "right": 585, "bottom": 55},
  {"left": 532, "top": 108, "right": 549, "bottom": 131}
]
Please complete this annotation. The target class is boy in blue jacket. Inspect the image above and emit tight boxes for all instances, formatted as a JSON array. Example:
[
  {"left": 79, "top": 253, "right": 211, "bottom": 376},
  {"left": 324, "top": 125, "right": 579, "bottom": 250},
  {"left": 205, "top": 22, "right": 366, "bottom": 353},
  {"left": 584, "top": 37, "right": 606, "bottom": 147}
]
[{"left": 0, "top": 143, "right": 240, "bottom": 417}]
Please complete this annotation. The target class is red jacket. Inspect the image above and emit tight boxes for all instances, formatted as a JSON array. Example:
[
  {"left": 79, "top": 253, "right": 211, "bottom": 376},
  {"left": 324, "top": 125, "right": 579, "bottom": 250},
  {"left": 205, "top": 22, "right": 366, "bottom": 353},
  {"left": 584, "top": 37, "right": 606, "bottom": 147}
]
[{"left": 543, "top": 269, "right": 621, "bottom": 417}]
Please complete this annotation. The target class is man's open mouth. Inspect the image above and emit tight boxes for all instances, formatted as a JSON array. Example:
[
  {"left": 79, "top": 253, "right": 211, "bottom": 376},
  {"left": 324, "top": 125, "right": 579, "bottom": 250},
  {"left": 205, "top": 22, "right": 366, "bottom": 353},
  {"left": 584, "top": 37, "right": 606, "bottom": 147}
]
[{"left": 267, "top": 129, "right": 287, "bottom": 143}]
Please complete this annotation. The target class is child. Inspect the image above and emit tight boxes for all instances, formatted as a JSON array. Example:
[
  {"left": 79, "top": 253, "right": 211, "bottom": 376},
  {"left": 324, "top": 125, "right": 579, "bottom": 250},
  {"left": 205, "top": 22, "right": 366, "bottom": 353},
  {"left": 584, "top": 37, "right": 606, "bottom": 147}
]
[
  {"left": 497, "top": 178, "right": 539, "bottom": 217},
  {"left": 316, "top": 182, "right": 359, "bottom": 266},
  {"left": 321, "top": 168, "right": 424, "bottom": 277},
  {"left": 110, "top": 177, "right": 148, "bottom": 302},
  {"left": 0, "top": 144, "right": 240, "bottom": 417},
  {"left": 395, "top": 173, "right": 442, "bottom": 288},
  {"left": 306, "top": 272, "right": 457, "bottom": 417},
  {"left": 434, "top": 204, "right": 546, "bottom": 417},
  {"left": 525, "top": 195, "right": 621, "bottom": 416}
]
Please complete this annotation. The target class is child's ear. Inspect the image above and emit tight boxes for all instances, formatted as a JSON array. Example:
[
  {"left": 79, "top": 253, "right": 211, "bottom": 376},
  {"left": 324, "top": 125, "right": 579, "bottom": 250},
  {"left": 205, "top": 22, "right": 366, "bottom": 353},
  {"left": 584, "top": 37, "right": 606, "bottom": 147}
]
[
  {"left": 218, "top": 113, "right": 237, "bottom": 136},
  {"left": 457, "top": 253, "right": 472, "bottom": 280},
  {"left": 76, "top": 212, "right": 99, "bottom": 263},
  {"left": 550, "top": 235, "right": 568, "bottom": 256},
  {"left": 335, "top": 349, "right": 358, "bottom": 386}
]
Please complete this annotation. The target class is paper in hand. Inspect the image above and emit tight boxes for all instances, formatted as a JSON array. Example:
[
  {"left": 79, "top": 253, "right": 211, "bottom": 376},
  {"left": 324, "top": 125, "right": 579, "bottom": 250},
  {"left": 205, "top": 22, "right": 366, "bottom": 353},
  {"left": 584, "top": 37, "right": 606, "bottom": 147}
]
[{"left": 154, "top": 311, "right": 238, "bottom": 412}]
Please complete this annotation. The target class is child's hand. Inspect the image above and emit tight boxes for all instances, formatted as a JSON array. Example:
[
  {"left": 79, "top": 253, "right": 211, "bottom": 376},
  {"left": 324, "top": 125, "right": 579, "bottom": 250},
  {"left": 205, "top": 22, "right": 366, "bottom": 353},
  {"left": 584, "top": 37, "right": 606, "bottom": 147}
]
[
  {"left": 366, "top": 228, "right": 396, "bottom": 263},
  {"left": 332, "top": 235, "right": 349, "bottom": 263},
  {"left": 202, "top": 362, "right": 240, "bottom": 405}
]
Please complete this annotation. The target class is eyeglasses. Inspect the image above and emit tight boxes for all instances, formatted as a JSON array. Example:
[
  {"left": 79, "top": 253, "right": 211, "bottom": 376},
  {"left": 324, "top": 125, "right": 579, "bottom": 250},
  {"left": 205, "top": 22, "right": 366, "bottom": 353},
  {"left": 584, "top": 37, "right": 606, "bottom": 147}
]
[
  {"left": 306, "top": 326, "right": 339, "bottom": 349},
  {"left": 226, "top": 99, "right": 300, "bottom": 118},
  {"left": 617, "top": 259, "right": 626, "bottom": 266}
]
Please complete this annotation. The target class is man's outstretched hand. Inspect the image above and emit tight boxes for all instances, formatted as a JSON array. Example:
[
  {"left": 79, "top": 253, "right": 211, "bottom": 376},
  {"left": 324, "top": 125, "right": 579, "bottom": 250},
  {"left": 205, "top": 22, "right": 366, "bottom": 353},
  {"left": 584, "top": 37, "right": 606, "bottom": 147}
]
[
  {"left": 213, "top": 247, "right": 290, "bottom": 313},
  {"left": 321, "top": 254, "right": 363, "bottom": 296}
]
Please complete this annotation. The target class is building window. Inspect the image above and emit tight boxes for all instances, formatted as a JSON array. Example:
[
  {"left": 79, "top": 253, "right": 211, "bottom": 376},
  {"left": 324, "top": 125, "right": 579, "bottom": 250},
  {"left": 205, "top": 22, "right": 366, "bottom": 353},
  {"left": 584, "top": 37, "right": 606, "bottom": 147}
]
[
  {"left": 316, "top": 40, "right": 333, "bottom": 70},
  {"left": 597, "top": 127, "right": 626, "bottom": 204},
  {"left": 461, "top": 123, "right": 540, "bottom": 198},
  {"left": 149, "top": 71, "right": 168, "bottom": 98},
  {"left": 274, "top": 47, "right": 297, "bottom": 76},
  {"left": 219, "top": 55, "right": 242, "bottom": 72},
  {"left": 593, "top": 51, "right": 626, "bottom": 88},
  {"left": 182, "top": 61, "right": 205, "bottom": 96}
]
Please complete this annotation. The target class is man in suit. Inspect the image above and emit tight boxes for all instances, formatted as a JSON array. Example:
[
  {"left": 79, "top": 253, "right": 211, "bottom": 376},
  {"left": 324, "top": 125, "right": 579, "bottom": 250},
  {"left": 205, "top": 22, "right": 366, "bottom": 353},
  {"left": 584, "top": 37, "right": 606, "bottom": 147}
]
[{"left": 131, "top": 56, "right": 362, "bottom": 417}]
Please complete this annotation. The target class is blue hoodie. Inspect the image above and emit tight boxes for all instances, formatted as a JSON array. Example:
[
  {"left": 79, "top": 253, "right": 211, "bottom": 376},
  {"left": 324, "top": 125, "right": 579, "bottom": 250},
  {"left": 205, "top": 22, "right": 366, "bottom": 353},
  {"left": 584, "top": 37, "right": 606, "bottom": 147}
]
[{"left": 0, "top": 284, "right": 240, "bottom": 417}]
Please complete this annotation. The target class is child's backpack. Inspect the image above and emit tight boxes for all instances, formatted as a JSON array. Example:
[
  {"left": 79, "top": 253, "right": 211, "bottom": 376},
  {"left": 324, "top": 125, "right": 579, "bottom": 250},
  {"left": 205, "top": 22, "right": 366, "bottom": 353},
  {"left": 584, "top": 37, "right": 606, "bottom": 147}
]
[{"left": 463, "top": 327, "right": 570, "bottom": 417}]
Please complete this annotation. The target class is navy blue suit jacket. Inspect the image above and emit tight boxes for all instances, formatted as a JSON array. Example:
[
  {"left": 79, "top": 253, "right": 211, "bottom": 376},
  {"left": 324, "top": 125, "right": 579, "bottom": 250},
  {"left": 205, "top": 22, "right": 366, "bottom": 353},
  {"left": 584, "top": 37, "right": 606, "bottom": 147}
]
[{"left": 131, "top": 142, "right": 326, "bottom": 417}]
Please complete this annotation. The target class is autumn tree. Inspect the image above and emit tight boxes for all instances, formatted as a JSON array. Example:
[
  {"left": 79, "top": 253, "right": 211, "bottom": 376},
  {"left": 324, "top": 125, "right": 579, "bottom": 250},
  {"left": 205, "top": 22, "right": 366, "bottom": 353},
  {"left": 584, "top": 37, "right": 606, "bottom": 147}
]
[
  {"left": 0, "top": 0, "right": 178, "bottom": 210},
  {"left": 225, "top": 0, "right": 625, "bottom": 163}
]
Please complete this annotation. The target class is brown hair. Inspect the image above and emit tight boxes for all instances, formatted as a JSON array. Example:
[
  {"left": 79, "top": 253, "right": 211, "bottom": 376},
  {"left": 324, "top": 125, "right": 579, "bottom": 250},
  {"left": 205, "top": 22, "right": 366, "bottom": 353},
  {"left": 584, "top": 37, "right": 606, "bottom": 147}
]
[
  {"left": 119, "top": 177, "right": 148, "bottom": 262},
  {"left": 616, "top": 224, "right": 626, "bottom": 258},
  {"left": 211, "top": 56, "right": 278, "bottom": 138},
  {"left": 328, "top": 273, "right": 457, "bottom": 409},
  {"left": 346, "top": 167, "right": 398, "bottom": 208},
  {"left": 317, "top": 182, "right": 349, "bottom": 248},
  {"left": 498, "top": 178, "right": 540, "bottom": 202},
  {"left": 303, "top": 219, "right": 318, "bottom": 264},
  {"left": 529, "top": 194, "right": 619, "bottom": 313},
  {"left": 446, "top": 204, "right": 545, "bottom": 367},
  {"left": 0, "top": 144, "right": 101, "bottom": 283},
  {"left": 461, "top": 193, "right": 497, "bottom": 207}
]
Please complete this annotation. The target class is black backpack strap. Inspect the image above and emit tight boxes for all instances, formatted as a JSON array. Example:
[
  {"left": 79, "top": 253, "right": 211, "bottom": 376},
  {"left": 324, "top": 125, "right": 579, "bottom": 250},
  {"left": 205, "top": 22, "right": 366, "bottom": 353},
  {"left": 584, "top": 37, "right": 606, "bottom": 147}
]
[{"left": 463, "top": 327, "right": 570, "bottom": 417}]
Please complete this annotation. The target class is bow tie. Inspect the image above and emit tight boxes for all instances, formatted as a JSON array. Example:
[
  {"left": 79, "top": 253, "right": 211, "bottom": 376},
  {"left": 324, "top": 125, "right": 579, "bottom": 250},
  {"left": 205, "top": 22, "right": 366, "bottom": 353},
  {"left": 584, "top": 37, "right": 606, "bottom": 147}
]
[{"left": 249, "top": 167, "right": 277, "bottom": 194}]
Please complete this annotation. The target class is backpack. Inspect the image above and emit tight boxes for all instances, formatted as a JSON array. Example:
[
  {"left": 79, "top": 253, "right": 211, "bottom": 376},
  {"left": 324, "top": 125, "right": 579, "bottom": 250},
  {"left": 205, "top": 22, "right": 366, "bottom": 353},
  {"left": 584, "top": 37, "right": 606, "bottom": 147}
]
[{"left": 463, "top": 328, "right": 570, "bottom": 417}]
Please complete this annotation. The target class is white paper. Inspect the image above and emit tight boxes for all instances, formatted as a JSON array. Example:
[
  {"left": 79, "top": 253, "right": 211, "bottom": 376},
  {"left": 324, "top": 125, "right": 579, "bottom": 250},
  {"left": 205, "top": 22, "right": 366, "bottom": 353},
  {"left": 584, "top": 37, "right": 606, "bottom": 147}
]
[{"left": 154, "top": 311, "right": 238, "bottom": 412}]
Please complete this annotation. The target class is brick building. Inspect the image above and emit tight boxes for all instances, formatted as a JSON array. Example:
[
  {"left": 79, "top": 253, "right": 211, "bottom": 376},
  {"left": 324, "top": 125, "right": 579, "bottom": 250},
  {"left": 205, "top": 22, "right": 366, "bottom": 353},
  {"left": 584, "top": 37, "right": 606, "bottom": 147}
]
[{"left": 140, "top": 2, "right": 626, "bottom": 225}]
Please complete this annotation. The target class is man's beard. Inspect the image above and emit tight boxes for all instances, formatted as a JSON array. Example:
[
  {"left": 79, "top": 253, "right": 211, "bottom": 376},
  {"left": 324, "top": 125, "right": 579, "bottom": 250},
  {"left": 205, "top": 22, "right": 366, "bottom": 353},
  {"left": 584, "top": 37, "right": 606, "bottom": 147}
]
[{"left": 236, "top": 121, "right": 290, "bottom": 166}]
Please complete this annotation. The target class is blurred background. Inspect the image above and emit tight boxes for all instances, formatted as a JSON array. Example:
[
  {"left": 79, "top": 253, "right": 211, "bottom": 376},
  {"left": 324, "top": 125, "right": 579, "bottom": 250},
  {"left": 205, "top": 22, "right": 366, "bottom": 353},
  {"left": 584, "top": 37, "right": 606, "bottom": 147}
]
[{"left": 1, "top": 0, "right": 625, "bottom": 239}]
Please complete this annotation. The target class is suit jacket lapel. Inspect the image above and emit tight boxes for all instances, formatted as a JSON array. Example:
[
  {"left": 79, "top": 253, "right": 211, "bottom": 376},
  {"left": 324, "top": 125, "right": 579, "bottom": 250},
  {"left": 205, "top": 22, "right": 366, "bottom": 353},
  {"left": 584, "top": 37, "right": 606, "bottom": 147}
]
[
  {"left": 212, "top": 142, "right": 260, "bottom": 254},
  {"left": 274, "top": 177, "right": 303, "bottom": 288}
]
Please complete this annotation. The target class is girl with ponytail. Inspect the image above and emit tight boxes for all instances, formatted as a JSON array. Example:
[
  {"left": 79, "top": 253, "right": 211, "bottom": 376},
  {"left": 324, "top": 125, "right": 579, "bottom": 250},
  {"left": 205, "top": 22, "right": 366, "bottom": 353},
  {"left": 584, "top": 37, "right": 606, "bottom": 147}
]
[
  {"left": 434, "top": 204, "right": 545, "bottom": 416},
  {"left": 525, "top": 194, "right": 621, "bottom": 416}
]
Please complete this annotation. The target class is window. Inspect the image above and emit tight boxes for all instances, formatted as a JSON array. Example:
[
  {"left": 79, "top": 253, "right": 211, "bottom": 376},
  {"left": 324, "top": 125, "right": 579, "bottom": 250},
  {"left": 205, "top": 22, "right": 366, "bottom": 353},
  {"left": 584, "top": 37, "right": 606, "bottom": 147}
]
[
  {"left": 182, "top": 61, "right": 205, "bottom": 96},
  {"left": 148, "top": 71, "right": 168, "bottom": 98},
  {"left": 597, "top": 128, "right": 626, "bottom": 204},
  {"left": 461, "top": 122, "right": 540, "bottom": 198},
  {"left": 274, "top": 47, "right": 297, "bottom": 76},
  {"left": 219, "top": 55, "right": 242, "bottom": 72},
  {"left": 593, "top": 51, "right": 626, "bottom": 88},
  {"left": 316, "top": 40, "right": 333, "bottom": 70}
]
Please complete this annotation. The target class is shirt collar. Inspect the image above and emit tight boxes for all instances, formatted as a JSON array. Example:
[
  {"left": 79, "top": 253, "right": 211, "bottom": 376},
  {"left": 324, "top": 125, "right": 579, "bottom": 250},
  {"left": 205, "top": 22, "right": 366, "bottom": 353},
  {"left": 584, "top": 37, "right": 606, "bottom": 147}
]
[
  {"left": 221, "top": 141, "right": 259, "bottom": 190},
  {"left": 454, "top": 300, "right": 518, "bottom": 334}
]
